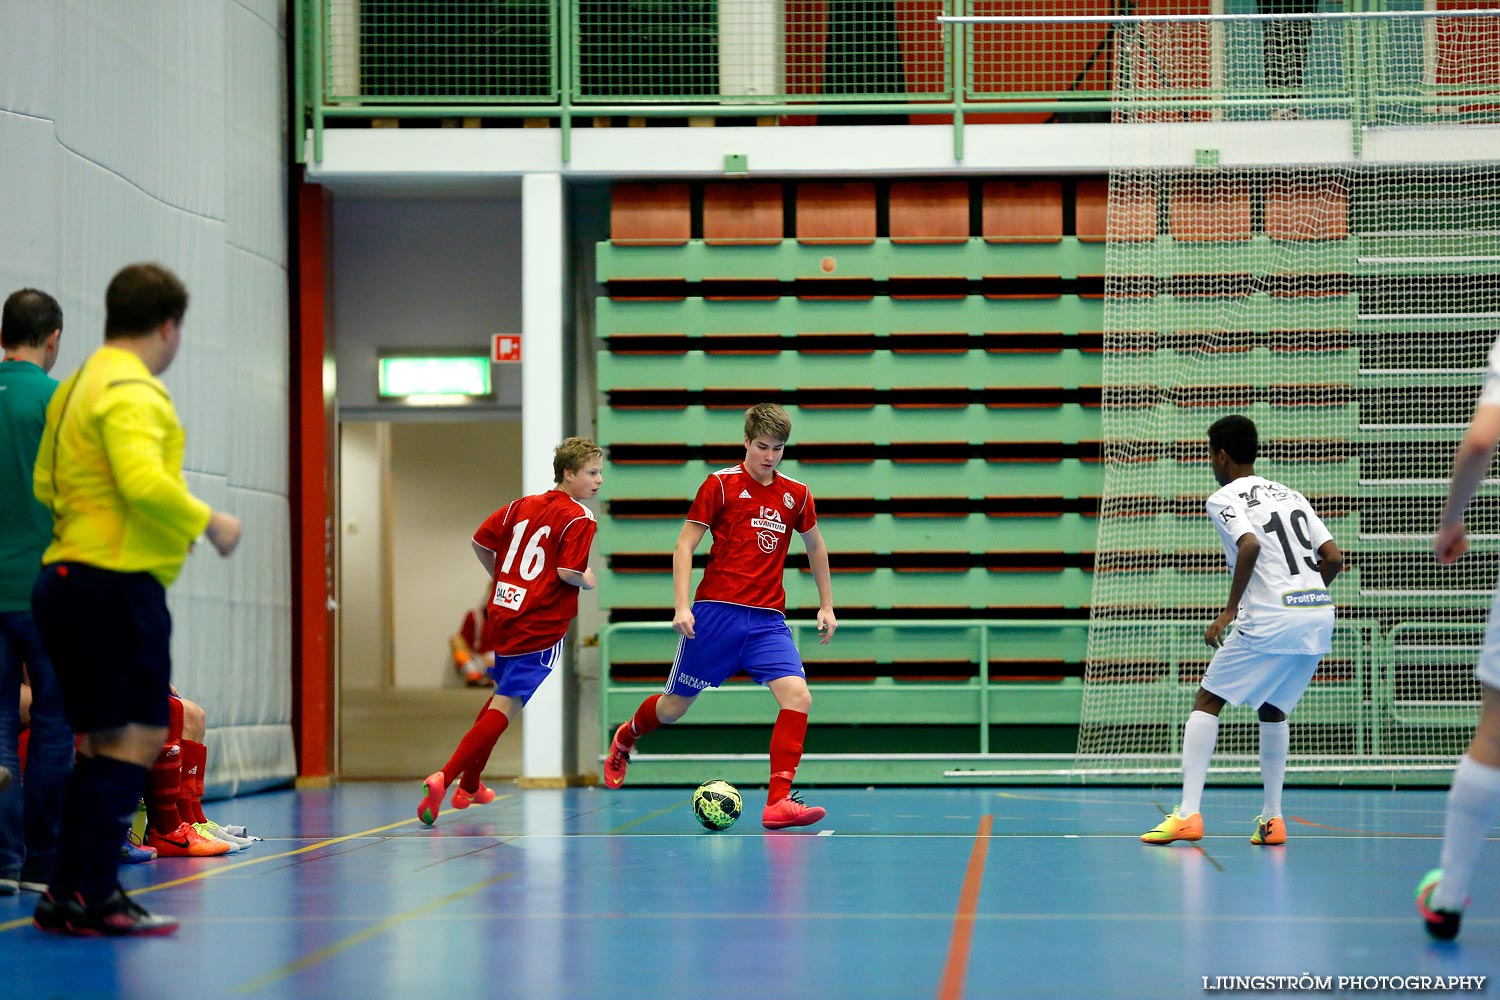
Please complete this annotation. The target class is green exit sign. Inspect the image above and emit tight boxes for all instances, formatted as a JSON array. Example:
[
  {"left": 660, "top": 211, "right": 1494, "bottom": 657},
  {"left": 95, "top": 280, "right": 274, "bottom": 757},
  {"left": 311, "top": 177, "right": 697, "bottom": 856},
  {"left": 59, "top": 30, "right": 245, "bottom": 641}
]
[{"left": 378, "top": 355, "right": 491, "bottom": 400}]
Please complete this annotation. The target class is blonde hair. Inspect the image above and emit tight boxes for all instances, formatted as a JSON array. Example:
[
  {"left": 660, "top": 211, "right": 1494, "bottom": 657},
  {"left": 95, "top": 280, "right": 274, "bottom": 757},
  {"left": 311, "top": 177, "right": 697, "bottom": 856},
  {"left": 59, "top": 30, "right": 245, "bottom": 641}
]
[
  {"left": 743, "top": 403, "right": 792, "bottom": 443},
  {"left": 553, "top": 436, "right": 603, "bottom": 483}
]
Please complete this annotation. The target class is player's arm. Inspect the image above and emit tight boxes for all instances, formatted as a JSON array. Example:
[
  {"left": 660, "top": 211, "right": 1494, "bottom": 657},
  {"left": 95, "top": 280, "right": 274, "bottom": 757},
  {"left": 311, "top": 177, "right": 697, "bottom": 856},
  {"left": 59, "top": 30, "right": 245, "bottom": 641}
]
[
  {"left": 800, "top": 525, "right": 837, "bottom": 644},
  {"left": 556, "top": 566, "right": 597, "bottom": 590},
  {"left": 1438, "top": 402, "right": 1500, "bottom": 564},
  {"left": 1315, "top": 538, "right": 1343, "bottom": 586},
  {"left": 672, "top": 521, "right": 709, "bottom": 638},
  {"left": 471, "top": 540, "right": 497, "bottom": 576},
  {"left": 100, "top": 392, "right": 214, "bottom": 545},
  {"left": 1206, "top": 532, "right": 1260, "bottom": 648}
]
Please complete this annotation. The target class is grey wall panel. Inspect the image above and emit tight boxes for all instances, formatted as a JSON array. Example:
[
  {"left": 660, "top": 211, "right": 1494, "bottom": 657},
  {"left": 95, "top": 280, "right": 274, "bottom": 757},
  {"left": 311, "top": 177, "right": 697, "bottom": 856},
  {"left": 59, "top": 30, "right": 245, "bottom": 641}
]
[
  {"left": 0, "top": 0, "right": 57, "bottom": 120},
  {"left": 228, "top": 248, "right": 290, "bottom": 493},
  {"left": 55, "top": 1, "right": 227, "bottom": 223},
  {"left": 6, "top": 2, "right": 293, "bottom": 790},
  {"left": 227, "top": 1, "right": 288, "bottom": 267}
]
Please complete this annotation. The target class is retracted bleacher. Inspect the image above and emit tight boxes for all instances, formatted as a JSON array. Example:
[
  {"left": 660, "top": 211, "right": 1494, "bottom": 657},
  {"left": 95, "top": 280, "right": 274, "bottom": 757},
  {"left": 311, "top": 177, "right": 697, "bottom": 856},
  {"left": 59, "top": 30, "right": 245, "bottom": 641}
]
[{"left": 595, "top": 178, "right": 1115, "bottom": 784}]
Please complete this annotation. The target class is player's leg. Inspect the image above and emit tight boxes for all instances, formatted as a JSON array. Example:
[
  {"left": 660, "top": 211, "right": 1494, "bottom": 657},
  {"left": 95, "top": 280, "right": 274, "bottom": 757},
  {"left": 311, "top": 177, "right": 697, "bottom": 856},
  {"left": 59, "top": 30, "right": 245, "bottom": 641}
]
[
  {"left": 605, "top": 603, "right": 737, "bottom": 789},
  {"left": 10, "top": 618, "right": 74, "bottom": 891},
  {"left": 760, "top": 674, "right": 826, "bottom": 829},
  {"left": 1245, "top": 650, "right": 1321, "bottom": 845},
  {"left": 741, "top": 611, "right": 824, "bottom": 829},
  {"left": 1142, "top": 684, "right": 1222, "bottom": 844},
  {"left": 173, "top": 696, "right": 253, "bottom": 850},
  {"left": 0, "top": 619, "right": 25, "bottom": 894},
  {"left": 420, "top": 642, "right": 564, "bottom": 824},
  {"left": 32, "top": 564, "right": 183, "bottom": 935},
  {"left": 1253, "top": 702, "right": 1290, "bottom": 845},
  {"left": 144, "top": 696, "right": 229, "bottom": 858},
  {"left": 1418, "top": 682, "right": 1500, "bottom": 939}
]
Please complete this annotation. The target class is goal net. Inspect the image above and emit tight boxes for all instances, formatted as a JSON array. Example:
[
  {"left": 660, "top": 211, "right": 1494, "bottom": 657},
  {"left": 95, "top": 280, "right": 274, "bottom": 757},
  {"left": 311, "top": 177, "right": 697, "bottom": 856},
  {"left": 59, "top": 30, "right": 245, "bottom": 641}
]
[{"left": 1066, "top": 4, "right": 1500, "bottom": 784}]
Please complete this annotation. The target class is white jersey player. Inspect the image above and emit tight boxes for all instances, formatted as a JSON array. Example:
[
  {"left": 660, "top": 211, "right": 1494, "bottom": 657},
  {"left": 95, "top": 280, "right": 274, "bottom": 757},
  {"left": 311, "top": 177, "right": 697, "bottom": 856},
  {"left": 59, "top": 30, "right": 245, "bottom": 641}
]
[
  {"left": 1416, "top": 334, "right": 1500, "bottom": 940},
  {"left": 1142, "top": 414, "right": 1343, "bottom": 848}
]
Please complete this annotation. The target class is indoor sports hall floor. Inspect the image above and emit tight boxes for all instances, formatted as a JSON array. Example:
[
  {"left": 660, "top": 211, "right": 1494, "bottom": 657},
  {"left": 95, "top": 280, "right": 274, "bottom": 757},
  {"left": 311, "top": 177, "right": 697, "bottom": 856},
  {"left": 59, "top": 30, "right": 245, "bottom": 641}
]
[{"left": 0, "top": 784, "right": 1491, "bottom": 999}]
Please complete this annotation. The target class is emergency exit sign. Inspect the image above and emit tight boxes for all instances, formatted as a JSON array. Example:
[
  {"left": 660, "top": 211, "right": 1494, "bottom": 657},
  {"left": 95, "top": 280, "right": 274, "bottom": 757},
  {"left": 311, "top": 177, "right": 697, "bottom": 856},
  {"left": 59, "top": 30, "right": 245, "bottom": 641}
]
[{"left": 492, "top": 334, "right": 521, "bottom": 363}]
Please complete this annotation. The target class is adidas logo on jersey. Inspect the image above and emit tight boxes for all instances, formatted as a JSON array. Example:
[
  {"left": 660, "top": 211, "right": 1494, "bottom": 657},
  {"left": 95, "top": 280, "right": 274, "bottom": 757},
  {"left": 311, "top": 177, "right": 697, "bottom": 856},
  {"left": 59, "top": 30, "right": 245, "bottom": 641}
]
[{"left": 739, "top": 489, "right": 752, "bottom": 498}]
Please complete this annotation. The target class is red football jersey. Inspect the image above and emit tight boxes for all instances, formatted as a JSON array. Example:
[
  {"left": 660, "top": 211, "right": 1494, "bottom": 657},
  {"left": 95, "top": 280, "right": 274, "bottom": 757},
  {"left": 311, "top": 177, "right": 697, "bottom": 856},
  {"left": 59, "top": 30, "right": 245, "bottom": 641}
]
[
  {"left": 686, "top": 464, "right": 817, "bottom": 614},
  {"left": 473, "top": 489, "right": 597, "bottom": 656}
]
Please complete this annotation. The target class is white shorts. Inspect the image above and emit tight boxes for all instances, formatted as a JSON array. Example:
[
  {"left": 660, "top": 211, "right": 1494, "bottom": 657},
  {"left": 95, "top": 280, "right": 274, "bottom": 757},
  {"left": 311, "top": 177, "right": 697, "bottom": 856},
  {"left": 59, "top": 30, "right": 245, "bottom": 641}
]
[
  {"left": 1477, "top": 587, "right": 1500, "bottom": 689},
  {"left": 1200, "top": 629, "right": 1323, "bottom": 712}
]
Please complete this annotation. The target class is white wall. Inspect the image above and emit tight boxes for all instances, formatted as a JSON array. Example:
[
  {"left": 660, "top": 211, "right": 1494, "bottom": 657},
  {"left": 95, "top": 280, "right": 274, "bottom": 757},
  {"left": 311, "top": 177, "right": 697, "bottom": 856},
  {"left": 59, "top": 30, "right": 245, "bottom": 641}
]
[
  {"left": 389, "top": 421, "right": 524, "bottom": 689},
  {"left": 338, "top": 423, "right": 389, "bottom": 690},
  {"left": 0, "top": 0, "right": 293, "bottom": 793}
]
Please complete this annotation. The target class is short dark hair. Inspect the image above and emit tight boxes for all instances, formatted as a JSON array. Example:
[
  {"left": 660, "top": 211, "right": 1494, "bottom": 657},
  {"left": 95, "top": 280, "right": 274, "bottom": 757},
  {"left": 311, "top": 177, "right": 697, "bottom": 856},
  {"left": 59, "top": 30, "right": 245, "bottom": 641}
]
[
  {"left": 1208, "top": 414, "right": 1258, "bottom": 464},
  {"left": 105, "top": 263, "right": 188, "bottom": 338},
  {"left": 1, "top": 288, "right": 63, "bottom": 350}
]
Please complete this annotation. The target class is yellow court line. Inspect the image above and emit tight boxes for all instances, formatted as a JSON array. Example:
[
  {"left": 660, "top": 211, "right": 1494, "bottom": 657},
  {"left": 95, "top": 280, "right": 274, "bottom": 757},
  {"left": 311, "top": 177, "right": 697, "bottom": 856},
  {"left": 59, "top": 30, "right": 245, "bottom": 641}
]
[
  {"left": 609, "top": 799, "right": 691, "bottom": 834},
  {"left": 233, "top": 872, "right": 517, "bottom": 995},
  {"left": 0, "top": 795, "right": 511, "bottom": 934}
]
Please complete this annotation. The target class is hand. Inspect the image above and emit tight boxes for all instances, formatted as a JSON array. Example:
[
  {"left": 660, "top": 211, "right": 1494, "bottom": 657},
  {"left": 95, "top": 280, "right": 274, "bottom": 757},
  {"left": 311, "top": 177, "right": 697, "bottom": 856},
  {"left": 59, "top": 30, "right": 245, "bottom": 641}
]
[
  {"left": 1204, "top": 611, "right": 1234, "bottom": 649},
  {"left": 672, "top": 607, "right": 695, "bottom": 639},
  {"left": 816, "top": 608, "right": 838, "bottom": 645},
  {"left": 1436, "top": 521, "right": 1470, "bottom": 565},
  {"left": 205, "top": 510, "right": 241, "bottom": 557},
  {"left": 581, "top": 567, "right": 597, "bottom": 590}
]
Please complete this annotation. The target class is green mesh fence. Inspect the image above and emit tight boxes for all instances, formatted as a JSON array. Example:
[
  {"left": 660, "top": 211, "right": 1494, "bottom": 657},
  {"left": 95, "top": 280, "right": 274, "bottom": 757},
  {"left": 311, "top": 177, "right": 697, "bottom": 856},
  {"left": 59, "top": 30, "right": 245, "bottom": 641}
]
[
  {"left": 571, "top": 1, "right": 951, "bottom": 104},
  {"left": 323, "top": 1, "right": 557, "bottom": 103}
]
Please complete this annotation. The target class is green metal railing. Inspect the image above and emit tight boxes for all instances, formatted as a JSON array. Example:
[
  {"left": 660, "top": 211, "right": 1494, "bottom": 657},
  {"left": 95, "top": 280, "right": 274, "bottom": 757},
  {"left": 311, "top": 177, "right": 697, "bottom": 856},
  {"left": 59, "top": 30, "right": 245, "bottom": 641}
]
[{"left": 295, "top": 1, "right": 1500, "bottom": 164}]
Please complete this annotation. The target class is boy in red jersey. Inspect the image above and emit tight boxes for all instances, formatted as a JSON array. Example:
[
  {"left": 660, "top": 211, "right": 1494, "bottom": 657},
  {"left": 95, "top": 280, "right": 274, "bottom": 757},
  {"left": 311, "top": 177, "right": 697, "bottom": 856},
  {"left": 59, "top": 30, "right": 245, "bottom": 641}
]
[
  {"left": 417, "top": 438, "right": 602, "bottom": 826},
  {"left": 603, "top": 403, "right": 837, "bottom": 830}
]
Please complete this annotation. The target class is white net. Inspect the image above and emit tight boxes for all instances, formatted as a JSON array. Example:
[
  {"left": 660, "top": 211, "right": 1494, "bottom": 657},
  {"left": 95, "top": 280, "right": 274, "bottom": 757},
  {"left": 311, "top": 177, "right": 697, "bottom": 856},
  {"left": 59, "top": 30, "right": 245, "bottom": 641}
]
[{"left": 1067, "top": 4, "right": 1500, "bottom": 784}]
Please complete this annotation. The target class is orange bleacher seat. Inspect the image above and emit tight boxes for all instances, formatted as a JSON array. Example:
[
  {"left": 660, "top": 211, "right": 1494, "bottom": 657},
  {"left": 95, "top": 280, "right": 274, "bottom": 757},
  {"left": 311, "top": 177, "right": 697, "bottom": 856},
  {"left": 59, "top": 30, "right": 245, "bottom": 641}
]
[
  {"left": 703, "top": 182, "right": 784, "bottom": 245},
  {"left": 796, "top": 181, "right": 877, "bottom": 245},
  {"left": 610, "top": 183, "right": 691, "bottom": 246},
  {"left": 1265, "top": 177, "right": 1349, "bottom": 241},
  {"left": 1169, "top": 178, "right": 1252, "bottom": 242},
  {"left": 982, "top": 179, "right": 1063, "bottom": 243},
  {"left": 890, "top": 180, "right": 970, "bottom": 244},
  {"left": 1076, "top": 178, "right": 1156, "bottom": 243}
]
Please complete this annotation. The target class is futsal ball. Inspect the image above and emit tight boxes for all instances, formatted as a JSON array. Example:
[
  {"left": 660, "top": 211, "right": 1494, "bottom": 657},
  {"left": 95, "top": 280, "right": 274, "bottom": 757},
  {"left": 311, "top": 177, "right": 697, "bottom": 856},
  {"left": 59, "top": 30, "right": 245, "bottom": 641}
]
[{"left": 692, "top": 779, "right": 742, "bottom": 831}]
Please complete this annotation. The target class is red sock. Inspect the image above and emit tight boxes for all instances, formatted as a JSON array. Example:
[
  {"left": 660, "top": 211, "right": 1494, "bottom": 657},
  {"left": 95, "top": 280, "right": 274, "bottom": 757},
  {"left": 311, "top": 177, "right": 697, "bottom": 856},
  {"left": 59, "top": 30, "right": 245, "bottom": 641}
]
[
  {"left": 17, "top": 727, "right": 28, "bottom": 773},
  {"left": 443, "top": 708, "right": 509, "bottom": 791},
  {"left": 767, "top": 709, "right": 809, "bottom": 805},
  {"left": 179, "top": 740, "right": 209, "bottom": 824},
  {"left": 474, "top": 695, "right": 495, "bottom": 724},
  {"left": 147, "top": 742, "right": 184, "bottom": 832},
  {"left": 619, "top": 694, "right": 663, "bottom": 750},
  {"left": 147, "top": 696, "right": 186, "bottom": 831}
]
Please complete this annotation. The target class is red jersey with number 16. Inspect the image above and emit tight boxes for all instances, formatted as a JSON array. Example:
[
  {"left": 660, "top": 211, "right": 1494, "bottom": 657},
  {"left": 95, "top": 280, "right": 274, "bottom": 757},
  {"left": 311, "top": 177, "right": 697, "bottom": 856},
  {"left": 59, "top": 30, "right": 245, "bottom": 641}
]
[
  {"left": 686, "top": 465, "right": 817, "bottom": 614},
  {"left": 473, "top": 489, "right": 597, "bottom": 656}
]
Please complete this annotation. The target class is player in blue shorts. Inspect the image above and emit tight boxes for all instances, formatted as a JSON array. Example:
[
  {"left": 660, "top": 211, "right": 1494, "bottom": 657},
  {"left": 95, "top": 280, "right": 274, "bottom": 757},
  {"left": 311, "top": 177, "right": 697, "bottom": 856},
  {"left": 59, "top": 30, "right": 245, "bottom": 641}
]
[
  {"left": 602, "top": 403, "right": 837, "bottom": 830},
  {"left": 417, "top": 438, "right": 602, "bottom": 827},
  {"left": 1142, "top": 415, "right": 1343, "bottom": 847}
]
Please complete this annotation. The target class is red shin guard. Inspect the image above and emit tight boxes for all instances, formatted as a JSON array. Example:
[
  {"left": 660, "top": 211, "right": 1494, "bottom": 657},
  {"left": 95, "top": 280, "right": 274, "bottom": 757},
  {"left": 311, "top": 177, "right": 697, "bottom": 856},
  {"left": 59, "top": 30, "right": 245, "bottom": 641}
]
[{"left": 767, "top": 709, "right": 809, "bottom": 805}]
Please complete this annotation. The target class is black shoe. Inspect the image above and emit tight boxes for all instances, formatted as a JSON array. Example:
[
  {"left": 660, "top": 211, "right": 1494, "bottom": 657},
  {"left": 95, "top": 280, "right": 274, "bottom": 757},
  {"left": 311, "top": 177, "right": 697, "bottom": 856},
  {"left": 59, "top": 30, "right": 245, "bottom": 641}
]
[
  {"left": 33, "top": 891, "right": 84, "bottom": 934},
  {"left": 66, "top": 888, "right": 178, "bottom": 937}
]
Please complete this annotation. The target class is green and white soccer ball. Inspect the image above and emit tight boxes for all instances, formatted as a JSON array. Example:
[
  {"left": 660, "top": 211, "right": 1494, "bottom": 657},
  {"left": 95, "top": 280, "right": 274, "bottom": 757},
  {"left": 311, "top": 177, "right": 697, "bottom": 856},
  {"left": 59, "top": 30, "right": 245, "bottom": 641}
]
[{"left": 692, "top": 779, "right": 742, "bottom": 831}]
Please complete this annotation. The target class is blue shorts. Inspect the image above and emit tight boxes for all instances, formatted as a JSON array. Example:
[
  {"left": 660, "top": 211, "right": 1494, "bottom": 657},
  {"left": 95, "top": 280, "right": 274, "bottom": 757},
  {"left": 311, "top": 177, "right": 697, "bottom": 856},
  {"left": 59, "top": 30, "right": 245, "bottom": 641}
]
[
  {"left": 486, "top": 639, "right": 563, "bottom": 705},
  {"left": 664, "top": 601, "right": 805, "bottom": 698}
]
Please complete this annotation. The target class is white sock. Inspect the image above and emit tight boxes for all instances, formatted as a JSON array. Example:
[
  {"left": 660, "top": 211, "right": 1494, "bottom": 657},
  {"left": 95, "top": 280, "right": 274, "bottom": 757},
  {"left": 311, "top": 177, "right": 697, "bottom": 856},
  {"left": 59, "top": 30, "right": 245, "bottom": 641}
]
[
  {"left": 1259, "top": 720, "right": 1290, "bottom": 818},
  {"left": 1177, "top": 711, "right": 1220, "bottom": 816},
  {"left": 1433, "top": 754, "right": 1500, "bottom": 911}
]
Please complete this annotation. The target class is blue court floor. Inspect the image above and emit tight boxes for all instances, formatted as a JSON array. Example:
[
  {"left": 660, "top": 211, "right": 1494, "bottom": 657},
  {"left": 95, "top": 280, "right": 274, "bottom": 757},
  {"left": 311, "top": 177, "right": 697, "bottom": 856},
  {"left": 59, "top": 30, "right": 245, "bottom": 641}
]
[{"left": 0, "top": 783, "right": 1493, "bottom": 999}]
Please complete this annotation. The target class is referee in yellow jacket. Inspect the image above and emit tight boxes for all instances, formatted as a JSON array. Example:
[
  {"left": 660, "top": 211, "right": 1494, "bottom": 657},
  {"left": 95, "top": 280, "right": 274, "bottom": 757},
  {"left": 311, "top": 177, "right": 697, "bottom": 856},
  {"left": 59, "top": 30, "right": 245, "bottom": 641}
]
[{"left": 29, "top": 263, "right": 241, "bottom": 936}]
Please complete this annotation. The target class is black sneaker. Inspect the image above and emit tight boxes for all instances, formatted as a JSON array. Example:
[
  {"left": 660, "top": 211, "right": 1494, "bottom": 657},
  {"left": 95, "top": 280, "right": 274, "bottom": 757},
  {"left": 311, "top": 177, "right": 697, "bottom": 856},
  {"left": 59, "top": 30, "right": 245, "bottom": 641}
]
[
  {"left": 33, "top": 891, "right": 84, "bottom": 934},
  {"left": 67, "top": 888, "right": 178, "bottom": 937},
  {"left": 1415, "top": 868, "right": 1464, "bottom": 942}
]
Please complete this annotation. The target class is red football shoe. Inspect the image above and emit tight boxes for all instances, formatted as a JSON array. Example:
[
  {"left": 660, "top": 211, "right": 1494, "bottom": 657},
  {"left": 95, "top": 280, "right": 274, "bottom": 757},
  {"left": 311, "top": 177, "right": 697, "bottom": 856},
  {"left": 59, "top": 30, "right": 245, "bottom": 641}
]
[{"left": 762, "top": 792, "right": 826, "bottom": 830}]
